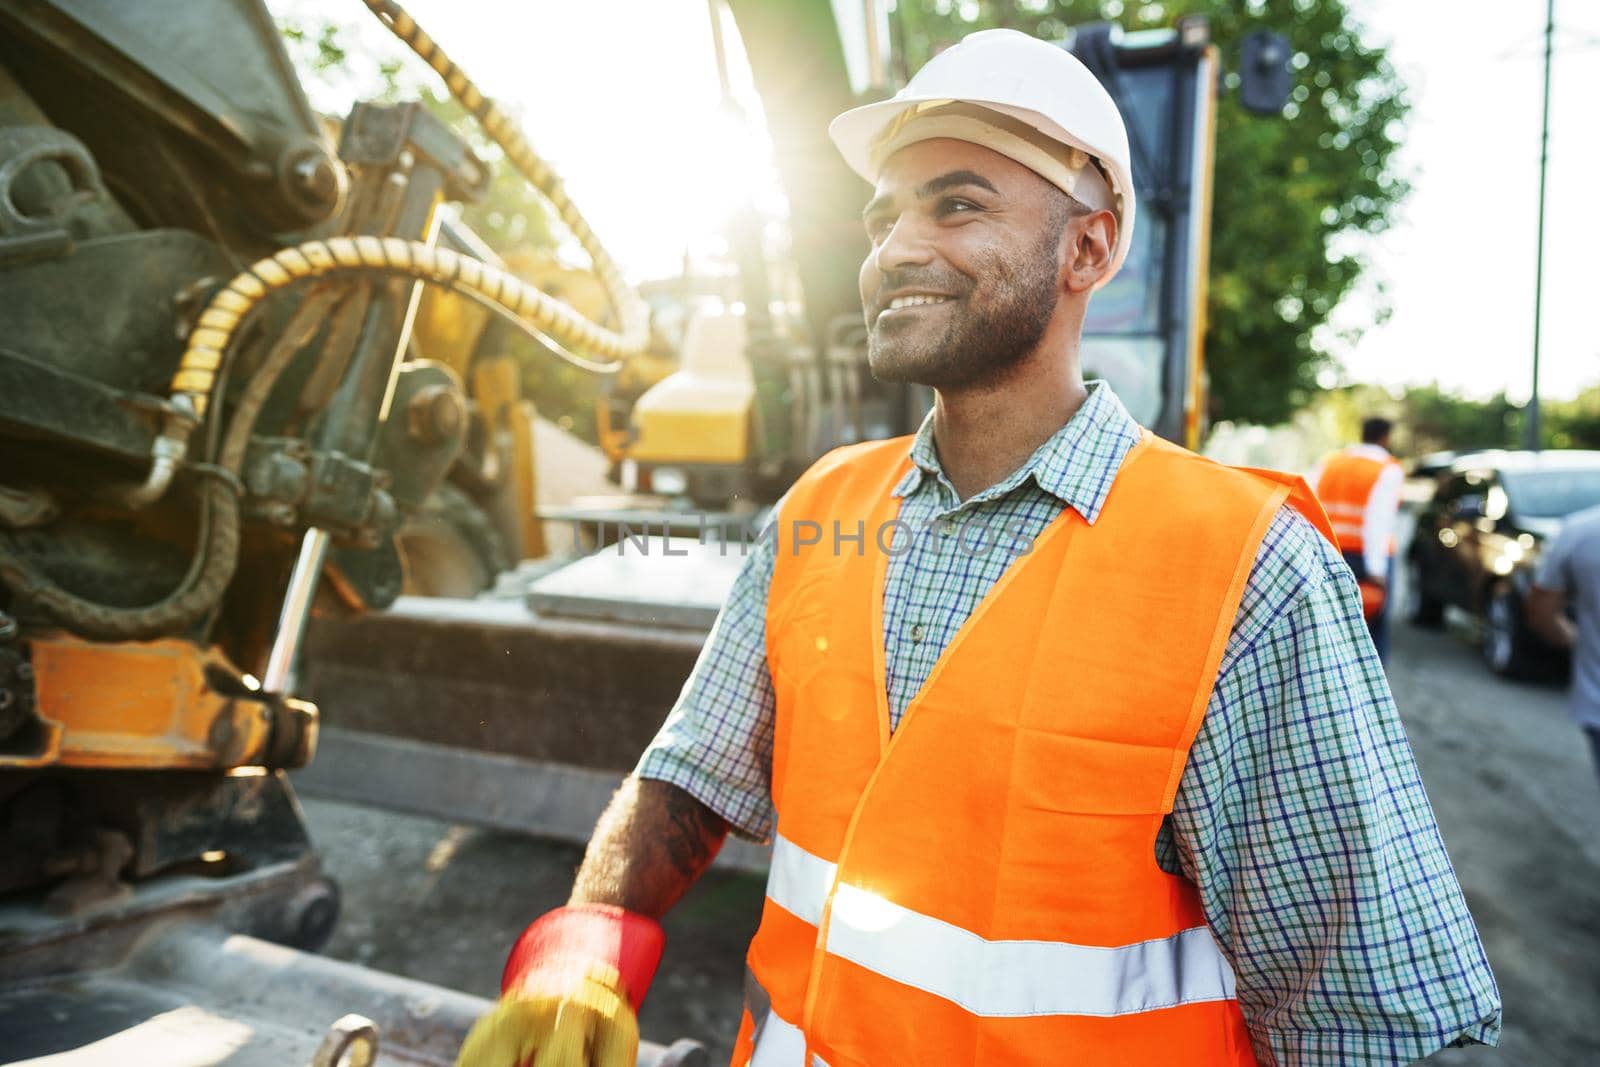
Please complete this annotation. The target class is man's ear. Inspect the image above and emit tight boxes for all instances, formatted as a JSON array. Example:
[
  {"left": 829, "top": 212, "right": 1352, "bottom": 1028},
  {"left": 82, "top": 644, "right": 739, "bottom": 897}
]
[{"left": 1062, "top": 211, "right": 1117, "bottom": 293}]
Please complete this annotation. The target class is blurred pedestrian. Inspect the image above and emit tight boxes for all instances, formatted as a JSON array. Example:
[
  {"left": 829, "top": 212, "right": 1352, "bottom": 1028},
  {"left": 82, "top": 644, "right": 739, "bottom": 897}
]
[
  {"left": 1528, "top": 503, "right": 1600, "bottom": 791},
  {"left": 1310, "top": 417, "right": 1405, "bottom": 662}
]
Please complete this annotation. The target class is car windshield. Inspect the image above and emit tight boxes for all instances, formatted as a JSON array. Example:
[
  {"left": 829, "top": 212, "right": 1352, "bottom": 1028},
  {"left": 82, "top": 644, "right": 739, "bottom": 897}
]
[{"left": 1502, "top": 468, "right": 1600, "bottom": 519}]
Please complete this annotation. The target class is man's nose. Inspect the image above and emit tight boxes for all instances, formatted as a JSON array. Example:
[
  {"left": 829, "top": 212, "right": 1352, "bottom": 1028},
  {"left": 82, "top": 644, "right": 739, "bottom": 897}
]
[{"left": 873, "top": 213, "right": 935, "bottom": 273}]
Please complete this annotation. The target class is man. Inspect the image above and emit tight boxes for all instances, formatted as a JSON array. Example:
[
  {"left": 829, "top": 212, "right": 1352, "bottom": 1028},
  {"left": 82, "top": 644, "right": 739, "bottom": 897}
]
[
  {"left": 458, "top": 30, "right": 1499, "bottom": 1067},
  {"left": 1309, "top": 418, "right": 1405, "bottom": 662},
  {"left": 1528, "top": 503, "right": 1600, "bottom": 790}
]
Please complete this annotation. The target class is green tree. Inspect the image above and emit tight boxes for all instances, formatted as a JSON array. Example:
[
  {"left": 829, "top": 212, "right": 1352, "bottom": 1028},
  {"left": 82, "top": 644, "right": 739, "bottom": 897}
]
[
  {"left": 1543, "top": 387, "right": 1600, "bottom": 451},
  {"left": 1393, "top": 383, "right": 1519, "bottom": 456},
  {"left": 891, "top": 0, "right": 1409, "bottom": 425}
]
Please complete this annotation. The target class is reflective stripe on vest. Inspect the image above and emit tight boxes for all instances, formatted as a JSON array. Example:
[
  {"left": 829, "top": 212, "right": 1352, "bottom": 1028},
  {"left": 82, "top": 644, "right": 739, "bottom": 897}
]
[
  {"left": 751, "top": 1007, "right": 823, "bottom": 1067},
  {"left": 764, "top": 833, "right": 1238, "bottom": 1019}
]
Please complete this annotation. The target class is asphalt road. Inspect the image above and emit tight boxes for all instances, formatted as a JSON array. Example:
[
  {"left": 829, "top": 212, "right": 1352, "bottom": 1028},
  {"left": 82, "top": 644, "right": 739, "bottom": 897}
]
[
  {"left": 301, "top": 577, "right": 1600, "bottom": 1065},
  {"left": 1383, "top": 615, "right": 1600, "bottom": 1065}
]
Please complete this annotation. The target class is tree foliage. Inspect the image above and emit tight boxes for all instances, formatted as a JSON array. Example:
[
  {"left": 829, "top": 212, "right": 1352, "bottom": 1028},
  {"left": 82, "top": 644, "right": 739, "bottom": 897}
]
[
  {"left": 891, "top": 0, "right": 1410, "bottom": 424},
  {"left": 1393, "top": 385, "right": 1600, "bottom": 457},
  {"left": 1398, "top": 384, "right": 1522, "bottom": 456}
]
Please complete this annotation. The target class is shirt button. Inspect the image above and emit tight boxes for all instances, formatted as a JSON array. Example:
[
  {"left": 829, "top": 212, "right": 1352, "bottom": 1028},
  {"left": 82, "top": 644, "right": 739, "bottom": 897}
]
[
  {"left": 940, "top": 520, "right": 957, "bottom": 536},
  {"left": 910, "top": 623, "right": 925, "bottom": 642}
]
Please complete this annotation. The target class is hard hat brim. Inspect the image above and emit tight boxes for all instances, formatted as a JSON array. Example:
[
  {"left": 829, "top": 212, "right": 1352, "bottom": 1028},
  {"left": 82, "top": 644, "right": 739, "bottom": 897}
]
[
  {"left": 829, "top": 96, "right": 1096, "bottom": 187},
  {"left": 829, "top": 94, "right": 1136, "bottom": 288}
]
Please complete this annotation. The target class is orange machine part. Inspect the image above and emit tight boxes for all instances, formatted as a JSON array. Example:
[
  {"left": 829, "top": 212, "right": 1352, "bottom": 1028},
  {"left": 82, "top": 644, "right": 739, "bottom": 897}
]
[{"left": 13, "top": 634, "right": 276, "bottom": 770}]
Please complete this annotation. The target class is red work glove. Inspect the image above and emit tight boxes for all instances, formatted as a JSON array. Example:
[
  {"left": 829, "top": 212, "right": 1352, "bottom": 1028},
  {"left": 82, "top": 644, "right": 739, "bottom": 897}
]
[
  {"left": 1359, "top": 578, "right": 1386, "bottom": 621},
  {"left": 455, "top": 904, "right": 666, "bottom": 1067}
]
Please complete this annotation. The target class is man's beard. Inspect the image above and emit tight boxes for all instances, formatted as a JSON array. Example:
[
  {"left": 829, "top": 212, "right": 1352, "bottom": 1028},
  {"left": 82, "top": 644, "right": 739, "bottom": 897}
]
[{"left": 865, "top": 237, "right": 1061, "bottom": 390}]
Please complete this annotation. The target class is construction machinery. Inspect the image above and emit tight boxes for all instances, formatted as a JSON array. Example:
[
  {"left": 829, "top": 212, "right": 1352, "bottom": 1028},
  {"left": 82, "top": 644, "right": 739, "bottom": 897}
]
[{"left": 0, "top": 0, "right": 710, "bottom": 1060}]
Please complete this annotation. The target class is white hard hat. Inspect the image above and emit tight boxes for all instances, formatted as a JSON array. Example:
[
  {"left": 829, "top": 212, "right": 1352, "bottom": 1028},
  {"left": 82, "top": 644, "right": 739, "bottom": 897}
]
[{"left": 829, "top": 28, "right": 1136, "bottom": 287}]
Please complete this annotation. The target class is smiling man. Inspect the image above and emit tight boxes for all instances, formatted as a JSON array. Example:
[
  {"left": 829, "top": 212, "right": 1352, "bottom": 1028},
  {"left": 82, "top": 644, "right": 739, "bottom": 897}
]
[{"left": 457, "top": 29, "right": 1500, "bottom": 1067}]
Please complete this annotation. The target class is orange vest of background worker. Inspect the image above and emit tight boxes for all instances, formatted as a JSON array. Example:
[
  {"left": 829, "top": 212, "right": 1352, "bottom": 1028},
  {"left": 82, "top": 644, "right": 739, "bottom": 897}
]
[
  {"left": 1310, "top": 417, "right": 1404, "bottom": 662},
  {"left": 728, "top": 432, "right": 1334, "bottom": 1067}
]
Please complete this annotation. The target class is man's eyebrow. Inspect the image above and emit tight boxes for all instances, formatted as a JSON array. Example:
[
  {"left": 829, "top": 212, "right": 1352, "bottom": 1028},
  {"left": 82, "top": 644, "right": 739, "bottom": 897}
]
[
  {"left": 916, "top": 169, "right": 999, "bottom": 199},
  {"left": 861, "top": 169, "right": 1000, "bottom": 222}
]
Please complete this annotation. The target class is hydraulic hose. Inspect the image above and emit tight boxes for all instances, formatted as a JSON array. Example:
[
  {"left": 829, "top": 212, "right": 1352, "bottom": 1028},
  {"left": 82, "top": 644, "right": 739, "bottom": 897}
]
[
  {"left": 0, "top": 478, "right": 237, "bottom": 643},
  {"left": 168, "top": 236, "right": 630, "bottom": 418},
  {"left": 358, "top": 0, "right": 650, "bottom": 360},
  {"left": 0, "top": 288, "right": 341, "bottom": 641},
  {"left": 12, "top": 223, "right": 627, "bottom": 637}
]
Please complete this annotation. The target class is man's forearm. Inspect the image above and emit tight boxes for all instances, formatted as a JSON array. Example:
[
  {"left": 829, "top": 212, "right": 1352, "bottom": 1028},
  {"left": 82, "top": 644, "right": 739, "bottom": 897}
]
[
  {"left": 569, "top": 776, "right": 730, "bottom": 918},
  {"left": 1527, "top": 589, "right": 1576, "bottom": 650},
  {"left": 1534, "top": 612, "right": 1577, "bottom": 651}
]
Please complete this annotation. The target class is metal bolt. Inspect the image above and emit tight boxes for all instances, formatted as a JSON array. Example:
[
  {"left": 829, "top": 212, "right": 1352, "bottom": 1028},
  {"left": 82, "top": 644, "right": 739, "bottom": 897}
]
[
  {"left": 14, "top": 662, "right": 32, "bottom": 681},
  {"left": 406, "top": 384, "right": 466, "bottom": 445},
  {"left": 283, "top": 143, "right": 347, "bottom": 215}
]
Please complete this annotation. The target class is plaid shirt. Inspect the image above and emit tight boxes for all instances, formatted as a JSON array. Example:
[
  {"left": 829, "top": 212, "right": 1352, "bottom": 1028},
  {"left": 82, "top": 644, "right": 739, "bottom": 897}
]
[{"left": 637, "top": 382, "right": 1501, "bottom": 1065}]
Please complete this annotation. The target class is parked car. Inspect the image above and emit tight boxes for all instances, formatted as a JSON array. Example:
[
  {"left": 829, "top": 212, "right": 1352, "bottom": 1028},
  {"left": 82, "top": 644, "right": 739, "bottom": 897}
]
[
  {"left": 1409, "top": 451, "right": 1459, "bottom": 481},
  {"left": 1406, "top": 449, "right": 1600, "bottom": 677}
]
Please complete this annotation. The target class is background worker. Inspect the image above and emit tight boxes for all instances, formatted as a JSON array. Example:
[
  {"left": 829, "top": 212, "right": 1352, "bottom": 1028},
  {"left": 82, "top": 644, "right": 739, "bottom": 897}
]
[
  {"left": 1528, "top": 503, "right": 1600, "bottom": 792},
  {"left": 1310, "top": 416, "right": 1405, "bottom": 662},
  {"left": 457, "top": 31, "right": 1498, "bottom": 1067}
]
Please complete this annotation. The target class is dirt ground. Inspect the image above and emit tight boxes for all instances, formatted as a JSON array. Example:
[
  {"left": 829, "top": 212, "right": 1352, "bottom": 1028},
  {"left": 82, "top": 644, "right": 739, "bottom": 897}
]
[
  {"left": 299, "top": 524, "right": 1600, "bottom": 1066},
  {"left": 299, "top": 798, "right": 763, "bottom": 1061}
]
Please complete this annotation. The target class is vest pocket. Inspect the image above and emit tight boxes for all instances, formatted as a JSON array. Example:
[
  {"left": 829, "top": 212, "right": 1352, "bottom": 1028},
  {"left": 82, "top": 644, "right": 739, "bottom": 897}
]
[
  {"left": 1011, "top": 728, "right": 1173, "bottom": 815},
  {"left": 768, "top": 568, "right": 838, "bottom": 688}
]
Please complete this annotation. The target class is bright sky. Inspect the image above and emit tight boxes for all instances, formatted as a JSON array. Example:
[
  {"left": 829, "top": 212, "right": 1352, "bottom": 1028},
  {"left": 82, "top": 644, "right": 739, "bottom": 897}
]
[
  {"left": 272, "top": 0, "right": 785, "bottom": 281},
  {"left": 275, "top": 1, "right": 1600, "bottom": 402},
  {"left": 1335, "top": 0, "right": 1600, "bottom": 401}
]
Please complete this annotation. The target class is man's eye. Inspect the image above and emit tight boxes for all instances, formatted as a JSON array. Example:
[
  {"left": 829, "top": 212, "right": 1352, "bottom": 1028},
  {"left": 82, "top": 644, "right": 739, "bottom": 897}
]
[{"left": 937, "top": 198, "right": 979, "bottom": 217}]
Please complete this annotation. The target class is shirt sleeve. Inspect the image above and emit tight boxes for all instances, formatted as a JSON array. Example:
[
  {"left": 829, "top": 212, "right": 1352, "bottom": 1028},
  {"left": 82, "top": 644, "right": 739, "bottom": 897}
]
[
  {"left": 632, "top": 507, "right": 781, "bottom": 843},
  {"left": 1171, "top": 507, "right": 1502, "bottom": 1066},
  {"left": 1361, "top": 462, "right": 1404, "bottom": 578}
]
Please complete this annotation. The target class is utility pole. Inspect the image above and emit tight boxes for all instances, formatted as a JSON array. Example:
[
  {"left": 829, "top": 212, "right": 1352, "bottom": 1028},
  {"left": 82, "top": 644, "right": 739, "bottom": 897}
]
[{"left": 1526, "top": 0, "right": 1555, "bottom": 451}]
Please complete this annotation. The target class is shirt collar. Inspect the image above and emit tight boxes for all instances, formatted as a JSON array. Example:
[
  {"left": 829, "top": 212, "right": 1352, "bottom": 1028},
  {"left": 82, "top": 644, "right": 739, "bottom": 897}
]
[{"left": 890, "top": 380, "right": 1143, "bottom": 525}]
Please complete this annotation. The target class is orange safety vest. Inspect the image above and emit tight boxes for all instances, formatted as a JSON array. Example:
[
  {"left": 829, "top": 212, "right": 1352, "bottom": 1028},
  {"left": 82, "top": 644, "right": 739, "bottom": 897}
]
[
  {"left": 1314, "top": 449, "right": 1401, "bottom": 557},
  {"left": 730, "top": 431, "right": 1334, "bottom": 1067}
]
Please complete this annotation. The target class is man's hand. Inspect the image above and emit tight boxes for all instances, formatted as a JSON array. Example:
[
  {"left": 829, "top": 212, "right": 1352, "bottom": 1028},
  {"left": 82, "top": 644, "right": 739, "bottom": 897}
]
[
  {"left": 455, "top": 778, "right": 729, "bottom": 1066},
  {"left": 456, "top": 960, "right": 638, "bottom": 1067}
]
